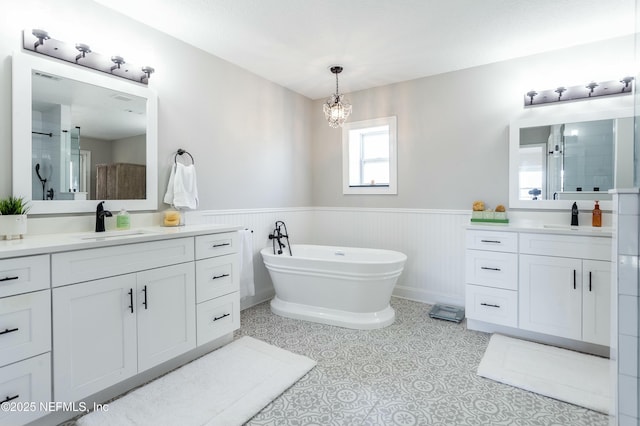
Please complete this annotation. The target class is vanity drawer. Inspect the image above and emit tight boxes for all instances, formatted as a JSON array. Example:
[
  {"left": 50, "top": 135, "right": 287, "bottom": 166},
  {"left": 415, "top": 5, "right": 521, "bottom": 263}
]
[
  {"left": 0, "top": 255, "right": 49, "bottom": 298},
  {"left": 466, "top": 230, "right": 517, "bottom": 253},
  {"left": 519, "top": 233, "right": 611, "bottom": 261},
  {"left": 465, "top": 250, "right": 517, "bottom": 290},
  {"left": 0, "top": 352, "right": 51, "bottom": 426},
  {"left": 0, "top": 290, "right": 51, "bottom": 367},
  {"left": 195, "top": 254, "right": 239, "bottom": 303},
  {"left": 196, "top": 292, "right": 240, "bottom": 346},
  {"left": 465, "top": 284, "right": 517, "bottom": 327},
  {"left": 195, "top": 232, "right": 239, "bottom": 260},
  {"left": 52, "top": 237, "right": 194, "bottom": 286}
]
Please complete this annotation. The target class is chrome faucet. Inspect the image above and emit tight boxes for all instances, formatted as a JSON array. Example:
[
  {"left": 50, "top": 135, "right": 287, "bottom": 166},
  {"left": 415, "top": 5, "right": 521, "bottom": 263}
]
[{"left": 95, "top": 201, "right": 112, "bottom": 232}]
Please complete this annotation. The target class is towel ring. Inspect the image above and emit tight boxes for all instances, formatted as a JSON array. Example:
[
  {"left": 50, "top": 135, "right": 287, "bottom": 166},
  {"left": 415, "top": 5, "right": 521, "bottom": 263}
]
[{"left": 174, "top": 149, "right": 194, "bottom": 165}]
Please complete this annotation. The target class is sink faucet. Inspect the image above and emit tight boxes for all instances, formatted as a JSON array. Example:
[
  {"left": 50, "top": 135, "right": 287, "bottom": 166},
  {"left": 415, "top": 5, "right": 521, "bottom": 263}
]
[
  {"left": 571, "top": 202, "right": 579, "bottom": 226},
  {"left": 95, "top": 201, "right": 112, "bottom": 232}
]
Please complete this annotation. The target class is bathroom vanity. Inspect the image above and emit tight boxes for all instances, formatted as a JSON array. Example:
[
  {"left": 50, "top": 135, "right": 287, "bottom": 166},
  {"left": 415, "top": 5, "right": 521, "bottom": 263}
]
[
  {"left": 465, "top": 224, "right": 612, "bottom": 354},
  {"left": 0, "top": 224, "right": 241, "bottom": 426}
]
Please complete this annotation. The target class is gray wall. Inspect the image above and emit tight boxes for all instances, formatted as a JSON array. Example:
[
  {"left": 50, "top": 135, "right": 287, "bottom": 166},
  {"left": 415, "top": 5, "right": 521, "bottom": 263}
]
[
  {"left": 310, "top": 36, "right": 635, "bottom": 210},
  {"left": 0, "top": 0, "right": 313, "bottom": 211}
]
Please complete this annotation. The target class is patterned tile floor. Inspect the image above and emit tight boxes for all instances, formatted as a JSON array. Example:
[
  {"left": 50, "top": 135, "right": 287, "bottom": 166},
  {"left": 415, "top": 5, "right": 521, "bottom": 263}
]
[
  {"left": 240, "top": 297, "right": 609, "bottom": 426},
  {"left": 61, "top": 297, "right": 609, "bottom": 426}
]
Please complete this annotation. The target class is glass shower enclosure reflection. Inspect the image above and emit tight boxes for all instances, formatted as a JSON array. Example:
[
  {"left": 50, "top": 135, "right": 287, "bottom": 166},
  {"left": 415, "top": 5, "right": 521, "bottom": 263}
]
[{"left": 32, "top": 123, "right": 83, "bottom": 201}]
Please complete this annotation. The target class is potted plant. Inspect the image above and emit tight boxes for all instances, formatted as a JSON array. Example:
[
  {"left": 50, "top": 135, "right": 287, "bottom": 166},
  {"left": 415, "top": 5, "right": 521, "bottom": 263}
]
[{"left": 0, "top": 196, "right": 30, "bottom": 239}]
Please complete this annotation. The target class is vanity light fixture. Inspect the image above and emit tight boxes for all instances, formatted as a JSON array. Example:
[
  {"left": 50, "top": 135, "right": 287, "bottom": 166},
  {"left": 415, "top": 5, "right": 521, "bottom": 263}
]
[
  {"left": 75, "top": 43, "right": 91, "bottom": 62},
  {"left": 323, "top": 65, "right": 352, "bottom": 128},
  {"left": 32, "top": 29, "right": 49, "bottom": 50},
  {"left": 110, "top": 55, "right": 125, "bottom": 72},
  {"left": 141, "top": 66, "right": 155, "bottom": 82},
  {"left": 22, "top": 29, "right": 154, "bottom": 85},
  {"left": 524, "top": 76, "right": 634, "bottom": 107}
]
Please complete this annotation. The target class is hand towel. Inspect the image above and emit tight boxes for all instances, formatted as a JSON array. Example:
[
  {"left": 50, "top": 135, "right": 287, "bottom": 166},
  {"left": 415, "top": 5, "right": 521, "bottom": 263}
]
[
  {"left": 171, "top": 163, "right": 199, "bottom": 210},
  {"left": 163, "top": 163, "right": 176, "bottom": 205},
  {"left": 238, "top": 229, "right": 255, "bottom": 299}
]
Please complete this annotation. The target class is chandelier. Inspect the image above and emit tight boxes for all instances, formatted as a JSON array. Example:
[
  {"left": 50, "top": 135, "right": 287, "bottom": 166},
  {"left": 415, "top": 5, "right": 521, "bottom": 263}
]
[{"left": 323, "top": 66, "right": 352, "bottom": 128}]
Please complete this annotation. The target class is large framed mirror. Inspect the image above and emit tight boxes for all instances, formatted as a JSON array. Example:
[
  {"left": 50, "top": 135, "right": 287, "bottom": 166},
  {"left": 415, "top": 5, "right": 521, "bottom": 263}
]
[
  {"left": 509, "top": 106, "right": 634, "bottom": 211},
  {"left": 12, "top": 52, "right": 158, "bottom": 214}
]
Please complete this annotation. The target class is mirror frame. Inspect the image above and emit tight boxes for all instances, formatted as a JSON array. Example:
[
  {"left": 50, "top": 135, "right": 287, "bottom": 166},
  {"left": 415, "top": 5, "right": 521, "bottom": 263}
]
[
  {"left": 509, "top": 106, "right": 634, "bottom": 211},
  {"left": 12, "top": 51, "right": 158, "bottom": 214}
]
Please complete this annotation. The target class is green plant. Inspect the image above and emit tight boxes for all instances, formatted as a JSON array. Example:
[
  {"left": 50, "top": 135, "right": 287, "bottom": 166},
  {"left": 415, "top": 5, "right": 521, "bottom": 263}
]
[{"left": 0, "top": 196, "right": 30, "bottom": 215}]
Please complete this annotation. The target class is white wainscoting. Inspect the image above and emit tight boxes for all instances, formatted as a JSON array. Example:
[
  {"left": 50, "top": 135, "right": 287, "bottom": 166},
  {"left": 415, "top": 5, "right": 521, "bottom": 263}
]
[
  {"left": 311, "top": 208, "right": 469, "bottom": 306},
  {"left": 186, "top": 207, "right": 470, "bottom": 310}
]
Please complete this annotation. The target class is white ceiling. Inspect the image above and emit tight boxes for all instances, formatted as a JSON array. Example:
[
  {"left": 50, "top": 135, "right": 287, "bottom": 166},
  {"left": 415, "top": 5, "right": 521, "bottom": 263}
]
[{"left": 93, "top": 0, "right": 636, "bottom": 100}]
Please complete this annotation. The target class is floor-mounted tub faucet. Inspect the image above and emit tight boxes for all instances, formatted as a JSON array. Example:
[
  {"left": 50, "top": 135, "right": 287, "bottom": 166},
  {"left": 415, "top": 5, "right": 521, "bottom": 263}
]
[
  {"left": 269, "top": 220, "right": 292, "bottom": 255},
  {"left": 95, "top": 201, "right": 112, "bottom": 232}
]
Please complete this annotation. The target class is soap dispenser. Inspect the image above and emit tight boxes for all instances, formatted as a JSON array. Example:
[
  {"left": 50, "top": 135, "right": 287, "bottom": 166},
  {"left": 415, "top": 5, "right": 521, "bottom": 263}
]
[
  {"left": 592, "top": 200, "right": 602, "bottom": 227},
  {"left": 116, "top": 208, "right": 130, "bottom": 230},
  {"left": 571, "top": 202, "right": 579, "bottom": 226}
]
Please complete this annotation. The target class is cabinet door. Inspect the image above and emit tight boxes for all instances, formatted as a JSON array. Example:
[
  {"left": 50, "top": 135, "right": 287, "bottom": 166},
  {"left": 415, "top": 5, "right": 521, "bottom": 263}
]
[
  {"left": 137, "top": 263, "right": 196, "bottom": 372},
  {"left": 53, "top": 275, "right": 137, "bottom": 402},
  {"left": 582, "top": 260, "right": 611, "bottom": 346},
  {"left": 519, "top": 254, "right": 582, "bottom": 340}
]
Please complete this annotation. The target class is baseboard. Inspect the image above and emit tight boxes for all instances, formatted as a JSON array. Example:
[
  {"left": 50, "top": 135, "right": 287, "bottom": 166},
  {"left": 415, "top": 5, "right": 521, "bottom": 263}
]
[
  {"left": 240, "top": 288, "right": 275, "bottom": 311},
  {"left": 393, "top": 285, "right": 464, "bottom": 308}
]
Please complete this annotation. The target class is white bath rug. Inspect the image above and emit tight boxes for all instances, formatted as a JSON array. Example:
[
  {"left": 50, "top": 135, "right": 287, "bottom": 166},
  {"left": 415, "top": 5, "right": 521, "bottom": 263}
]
[
  {"left": 77, "top": 336, "right": 316, "bottom": 426},
  {"left": 477, "top": 334, "right": 611, "bottom": 414}
]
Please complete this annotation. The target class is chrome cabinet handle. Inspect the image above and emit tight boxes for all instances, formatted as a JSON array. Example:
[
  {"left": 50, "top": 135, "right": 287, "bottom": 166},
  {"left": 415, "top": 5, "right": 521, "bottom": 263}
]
[
  {"left": 480, "top": 266, "right": 501, "bottom": 271},
  {"left": 213, "top": 313, "right": 230, "bottom": 322},
  {"left": 481, "top": 303, "right": 500, "bottom": 308}
]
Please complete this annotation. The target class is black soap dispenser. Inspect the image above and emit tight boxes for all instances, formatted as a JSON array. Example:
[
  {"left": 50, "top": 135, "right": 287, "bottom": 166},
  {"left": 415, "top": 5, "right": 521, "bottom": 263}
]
[{"left": 571, "top": 202, "right": 579, "bottom": 226}]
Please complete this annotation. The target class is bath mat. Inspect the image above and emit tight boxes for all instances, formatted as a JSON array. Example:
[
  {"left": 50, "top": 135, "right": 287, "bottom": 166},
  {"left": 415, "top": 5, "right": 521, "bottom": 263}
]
[
  {"left": 477, "top": 334, "right": 611, "bottom": 414},
  {"left": 77, "top": 336, "right": 316, "bottom": 426}
]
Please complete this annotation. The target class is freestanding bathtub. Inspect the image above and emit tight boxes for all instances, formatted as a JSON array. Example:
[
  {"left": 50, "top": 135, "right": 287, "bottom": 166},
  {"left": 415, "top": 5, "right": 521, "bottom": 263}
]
[{"left": 260, "top": 244, "right": 407, "bottom": 329}]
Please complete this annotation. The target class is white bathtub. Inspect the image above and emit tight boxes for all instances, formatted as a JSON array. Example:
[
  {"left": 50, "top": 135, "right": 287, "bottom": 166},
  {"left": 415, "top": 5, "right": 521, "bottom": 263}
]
[{"left": 260, "top": 244, "right": 407, "bottom": 329}]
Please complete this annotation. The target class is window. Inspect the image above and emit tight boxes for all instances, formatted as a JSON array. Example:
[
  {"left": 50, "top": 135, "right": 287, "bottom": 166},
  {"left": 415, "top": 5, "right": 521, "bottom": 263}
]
[{"left": 342, "top": 116, "right": 397, "bottom": 194}]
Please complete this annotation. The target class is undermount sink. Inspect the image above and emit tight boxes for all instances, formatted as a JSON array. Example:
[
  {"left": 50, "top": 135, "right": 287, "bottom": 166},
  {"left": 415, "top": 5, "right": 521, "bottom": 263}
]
[{"left": 76, "top": 230, "right": 152, "bottom": 240}]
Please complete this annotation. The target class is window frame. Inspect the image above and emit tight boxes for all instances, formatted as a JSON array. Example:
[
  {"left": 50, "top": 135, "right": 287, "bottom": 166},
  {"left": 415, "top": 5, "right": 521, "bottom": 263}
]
[{"left": 341, "top": 116, "right": 397, "bottom": 195}]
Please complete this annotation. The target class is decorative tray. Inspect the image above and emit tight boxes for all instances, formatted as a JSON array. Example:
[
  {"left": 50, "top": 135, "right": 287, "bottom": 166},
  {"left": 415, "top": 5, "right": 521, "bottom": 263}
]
[
  {"left": 429, "top": 304, "right": 465, "bottom": 323},
  {"left": 470, "top": 218, "right": 509, "bottom": 224}
]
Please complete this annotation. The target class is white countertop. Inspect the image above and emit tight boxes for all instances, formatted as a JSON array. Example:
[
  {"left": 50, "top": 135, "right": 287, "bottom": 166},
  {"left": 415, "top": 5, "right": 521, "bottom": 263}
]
[
  {"left": 0, "top": 223, "right": 243, "bottom": 259},
  {"left": 466, "top": 220, "right": 613, "bottom": 237}
]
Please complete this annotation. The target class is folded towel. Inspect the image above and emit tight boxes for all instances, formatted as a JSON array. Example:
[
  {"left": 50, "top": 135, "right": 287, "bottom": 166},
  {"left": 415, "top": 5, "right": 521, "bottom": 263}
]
[
  {"left": 164, "top": 162, "right": 199, "bottom": 210},
  {"left": 238, "top": 229, "right": 255, "bottom": 299}
]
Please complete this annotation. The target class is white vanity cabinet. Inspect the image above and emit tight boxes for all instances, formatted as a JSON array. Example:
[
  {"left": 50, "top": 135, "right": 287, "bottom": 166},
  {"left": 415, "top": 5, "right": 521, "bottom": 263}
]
[
  {"left": 519, "top": 233, "right": 611, "bottom": 346},
  {"left": 466, "top": 227, "right": 612, "bottom": 349},
  {"left": 52, "top": 237, "right": 197, "bottom": 402},
  {"left": 194, "top": 232, "right": 240, "bottom": 346},
  {"left": 465, "top": 230, "right": 519, "bottom": 327},
  {"left": 0, "top": 255, "right": 51, "bottom": 426}
]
